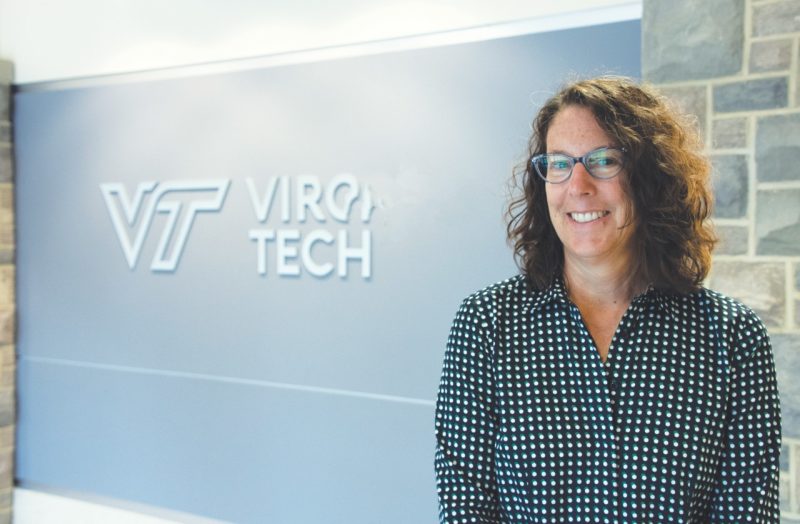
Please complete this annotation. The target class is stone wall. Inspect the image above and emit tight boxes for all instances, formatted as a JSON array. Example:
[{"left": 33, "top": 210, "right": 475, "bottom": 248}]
[
  {"left": 0, "top": 60, "right": 13, "bottom": 524},
  {"left": 643, "top": 0, "right": 800, "bottom": 520}
]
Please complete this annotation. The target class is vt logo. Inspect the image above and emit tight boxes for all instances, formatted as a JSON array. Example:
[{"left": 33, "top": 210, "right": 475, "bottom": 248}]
[{"left": 100, "top": 180, "right": 231, "bottom": 272}]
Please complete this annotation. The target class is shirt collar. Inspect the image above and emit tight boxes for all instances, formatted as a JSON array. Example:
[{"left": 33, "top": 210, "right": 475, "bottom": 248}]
[
  {"left": 528, "top": 275, "right": 676, "bottom": 320},
  {"left": 642, "top": 286, "right": 678, "bottom": 321},
  {"left": 528, "top": 276, "right": 570, "bottom": 312}
]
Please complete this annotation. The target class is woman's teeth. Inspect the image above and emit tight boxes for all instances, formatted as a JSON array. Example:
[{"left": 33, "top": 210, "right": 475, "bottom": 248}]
[{"left": 570, "top": 211, "right": 608, "bottom": 223}]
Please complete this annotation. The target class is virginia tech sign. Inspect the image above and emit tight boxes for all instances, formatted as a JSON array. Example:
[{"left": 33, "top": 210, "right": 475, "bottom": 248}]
[{"left": 101, "top": 175, "right": 375, "bottom": 277}]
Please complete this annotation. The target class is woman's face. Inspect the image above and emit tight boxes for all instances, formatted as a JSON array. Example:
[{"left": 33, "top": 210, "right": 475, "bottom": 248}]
[{"left": 544, "top": 105, "right": 636, "bottom": 269}]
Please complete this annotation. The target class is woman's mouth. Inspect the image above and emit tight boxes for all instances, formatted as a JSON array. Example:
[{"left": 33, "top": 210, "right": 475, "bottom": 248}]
[{"left": 569, "top": 211, "right": 610, "bottom": 223}]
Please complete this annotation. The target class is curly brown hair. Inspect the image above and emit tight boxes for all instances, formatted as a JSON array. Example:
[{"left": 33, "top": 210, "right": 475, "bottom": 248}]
[{"left": 507, "top": 76, "right": 716, "bottom": 293}]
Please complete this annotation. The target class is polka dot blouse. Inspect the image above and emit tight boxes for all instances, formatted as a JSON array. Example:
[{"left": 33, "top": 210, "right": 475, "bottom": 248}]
[{"left": 435, "top": 275, "right": 781, "bottom": 523}]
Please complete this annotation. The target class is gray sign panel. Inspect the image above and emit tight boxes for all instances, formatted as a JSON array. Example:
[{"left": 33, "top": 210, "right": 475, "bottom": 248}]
[{"left": 15, "top": 20, "right": 640, "bottom": 523}]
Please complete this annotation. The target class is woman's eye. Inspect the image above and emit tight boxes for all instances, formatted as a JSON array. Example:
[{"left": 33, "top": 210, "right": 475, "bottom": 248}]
[
  {"left": 550, "top": 158, "right": 571, "bottom": 170},
  {"left": 589, "top": 155, "right": 616, "bottom": 167}
]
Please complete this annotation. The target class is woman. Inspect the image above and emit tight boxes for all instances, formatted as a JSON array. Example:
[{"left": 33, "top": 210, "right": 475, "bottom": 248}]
[{"left": 434, "top": 77, "right": 781, "bottom": 523}]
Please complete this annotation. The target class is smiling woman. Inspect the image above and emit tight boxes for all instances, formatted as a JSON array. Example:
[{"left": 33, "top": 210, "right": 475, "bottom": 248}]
[
  {"left": 434, "top": 76, "right": 781, "bottom": 523},
  {"left": 542, "top": 106, "right": 636, "bottom": 281},
  {"left": 509, "top": 76, "right": 717, "bottom": 295}
]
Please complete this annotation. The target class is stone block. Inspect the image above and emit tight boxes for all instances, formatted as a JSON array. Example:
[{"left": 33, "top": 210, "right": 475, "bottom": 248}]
[
  {"left": 0, "top": 389, "right": 13, "bottom": 427},
  {"left": 782, "top": 443, "right": 791, "bottom": 471},
  {"left": 0, "top": 222, "right": 14, "bottom": 248},
  {"left": 0, "top": 449, "right": 11, "bottom": 490},
  {"left": 0, "top": 148, "right": 10, "bottom": 184},
  {"left": 0, "top": 123, "right": 8, "bottom": 144},
  {"left": 0, "top": 87, "right": 6, "bottom": 122},
  {"left": 797, "top": 43, "right": 800, "bottom": 107},
  {"left": 757, "top": 189, "right": 800, "bottom": 255},
  {"left": 0, "top": 489, "right": 11, "bottom": 509},
  {"left": 661, "top": 85, "right": 707, "bottom": 137},
  {"left": 0, "top": 61, "right": 11, "bottom": 86},
  {"left": 0, "top": 365, "right": 12, "bottom": 390},
  {"left": 0, "top": 426, "right": 15, "bottom": 448},
  {"left": 781, "top": 472, "right": 790, "bottom": 511},
  {"left": 775, "top": 335, "right": 800, "bottom": 439},
  {"left": 712, "top": 117, "right": 747, "bottom": 149},
  {"left": 797, "top": 299, "right": 800, "bottom": 327},
  {"left": 715, "top": 225, "right": 748, "bottom": 254},
  {"left": 714, "top": 77, "right": 788, "bottom": 112},
  {"left": 752, "top": 0, "right": 800, "bottom": 36},
  {"left": 0, "top": 268, "right": 12, "bottom": 307},
  {"left": 709, "top": 261, "right": 785, "bottom": 327},
  {"left": 756, "top": 113, "right": 800, "bottom": 181},
  {"left": 0, "top": 186, "right": 11, "bottom": 213},
  {"left": 711, "top": 155, "right": 748, "bottom": 218},
  {"left": 0, "top": 347, "right": 11, "bottom": 368},
  {"left": 0, "top": 312, "right": 15, "bottom": 348},
  {"left": 0, "top": 187, "right": 14, "bottom": 252},
  {"left": 750, "top": 39, "right": 792, "bottom": 73},
  {"left": 643, "top": 0, "right": 744, "bottom": 82}
]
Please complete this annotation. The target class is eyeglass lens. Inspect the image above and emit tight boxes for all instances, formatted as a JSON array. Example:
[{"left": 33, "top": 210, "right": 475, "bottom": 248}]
[{"left": 533, "top": 148, "right": 624, "bottom": 183}]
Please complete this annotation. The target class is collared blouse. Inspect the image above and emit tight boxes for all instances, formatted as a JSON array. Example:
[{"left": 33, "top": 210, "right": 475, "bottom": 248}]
[{"left": 435, "top": 275, "right": 781, "bottom": 523}]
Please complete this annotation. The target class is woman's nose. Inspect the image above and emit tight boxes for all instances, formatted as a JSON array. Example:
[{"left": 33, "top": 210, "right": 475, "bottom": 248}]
[{"left": 567, "top": 161, "right": 596, "bottom": 195}]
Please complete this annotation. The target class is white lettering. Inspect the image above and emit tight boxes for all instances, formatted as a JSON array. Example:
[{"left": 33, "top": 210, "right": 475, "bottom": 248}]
[
  {"left": 296, "top": 176, "right": 325, "bottom": 223},
  {"left": 302, "top": 229, "right": 335, "bottom": 277},
  {"left": 276, "top": 229, "right": 301, "bottom": 276},
  {"left": 248, "top": 229, "right": 276, "bottom": 275},
  {"left": 279, "top": 176, "right": 291, "bottom": 223},
  {"left": 361, "top": 184, "right": 375, "bottom": 223},
  {"left": 337, "top": 230, "right": 371, "bottom": 279},
  {"left": 326, "top": 174, "right": 359, "bottom": 223},
  {"left": 249, "top": 228, "right": 371, "bottom": 279},
  {"left": 100, "top": 180, "right": 230, "bottom": 272},
  {"left": 246, "top": 176, "right": 281, "bottom": 223}
]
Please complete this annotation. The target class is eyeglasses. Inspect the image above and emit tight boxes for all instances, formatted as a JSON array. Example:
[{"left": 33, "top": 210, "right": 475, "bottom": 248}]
[{"left": 531, "top": 146, "right": 627, "bottom": 184}]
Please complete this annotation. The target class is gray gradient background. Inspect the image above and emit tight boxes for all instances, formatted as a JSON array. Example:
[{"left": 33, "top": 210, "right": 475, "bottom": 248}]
[{"left": 15, "top": 21, "right": 640, "bottom": 523}]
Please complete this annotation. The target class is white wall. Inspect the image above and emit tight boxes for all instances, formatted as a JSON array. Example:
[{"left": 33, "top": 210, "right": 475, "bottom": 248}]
[{"left": 0, "top": 0, "right": 638, "bottom": 84}]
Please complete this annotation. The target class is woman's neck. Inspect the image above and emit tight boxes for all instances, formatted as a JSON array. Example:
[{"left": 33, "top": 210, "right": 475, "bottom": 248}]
[{"left": 562, "top": 255, "right": 645, "bottom": 307}]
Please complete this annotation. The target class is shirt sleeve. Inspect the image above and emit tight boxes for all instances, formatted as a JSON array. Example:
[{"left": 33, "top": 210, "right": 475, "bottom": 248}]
[
  {"left": 434, "top": 299, "right": 502, "bottom": 524},
  {"left": 710, "top": 309, "right": 781, "bottom": 523}
]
